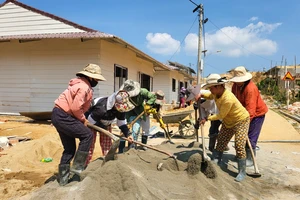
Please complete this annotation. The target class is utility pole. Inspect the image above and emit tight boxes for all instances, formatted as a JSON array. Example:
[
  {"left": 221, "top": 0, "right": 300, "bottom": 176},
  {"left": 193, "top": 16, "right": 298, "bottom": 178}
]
[{"left": 190, "top": 1, "right": 204, "bottom": 84}]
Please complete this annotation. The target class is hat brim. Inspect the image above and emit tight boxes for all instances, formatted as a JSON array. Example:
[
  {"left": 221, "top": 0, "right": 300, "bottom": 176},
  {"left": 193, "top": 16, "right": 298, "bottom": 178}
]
[
  {"left": 202, "top": 82, "right": 225, "bottom": 90},
  {"left": 155, "top": 99, "right": 165, "bottom": 105},
  {"left": 76, "top": 71, "right": 106, "bottom": 81},
  {"left": 120, "top": 81, "right": 141, "bottom": 97},
  {"left": 186, "top": 84, "right": 202, "bottom": 101},
  {"left": 229, "top": 73, "right": 252, "bottom": 83}
]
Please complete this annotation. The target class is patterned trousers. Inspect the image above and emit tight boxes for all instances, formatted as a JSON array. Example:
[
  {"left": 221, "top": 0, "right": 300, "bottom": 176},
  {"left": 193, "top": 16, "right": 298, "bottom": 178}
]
[
  {"left": 216, "top": 117, "right": 250, "bottom": 159},
  {"left": 85, "top": 126, "right": 112, "bottom": 165}
]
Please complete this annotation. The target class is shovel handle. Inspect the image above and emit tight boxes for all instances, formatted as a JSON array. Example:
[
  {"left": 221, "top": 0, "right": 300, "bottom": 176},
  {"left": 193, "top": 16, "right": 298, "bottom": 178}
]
[
  {"left": 87, "top": 123, "right": 119, "bottom": 141},
  {"left": 246, "top": 137, "right": 260, "bottom": 174},
  {"left": 115, "top": 134, "right": 175, "bottom": 158}
]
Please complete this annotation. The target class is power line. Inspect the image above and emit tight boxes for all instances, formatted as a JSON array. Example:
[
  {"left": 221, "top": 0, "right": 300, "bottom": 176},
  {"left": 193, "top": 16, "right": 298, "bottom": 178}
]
[
  {"left": 208, "top": 19, "right": 281, "bottom": 63},
  {"left": 168, "top": 15, "right": 198, "bottom": 61}
]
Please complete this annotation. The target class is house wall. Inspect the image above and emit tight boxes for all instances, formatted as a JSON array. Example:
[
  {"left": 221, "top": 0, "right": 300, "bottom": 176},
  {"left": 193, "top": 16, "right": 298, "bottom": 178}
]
[
  {"left": 153, "top": 70, "right": 186, "bottom": 104},
  {"left": 100, "top": 40, "right": 154, "bottom": 91},
  {"left": 0, "top": 38, "right": 156, "bottom": 113}
]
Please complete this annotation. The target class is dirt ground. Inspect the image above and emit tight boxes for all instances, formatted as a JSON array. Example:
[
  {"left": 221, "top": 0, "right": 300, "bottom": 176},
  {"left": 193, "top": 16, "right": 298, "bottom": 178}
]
[{"left": 1, "top": 106, "right": 300, "bottom": 200}]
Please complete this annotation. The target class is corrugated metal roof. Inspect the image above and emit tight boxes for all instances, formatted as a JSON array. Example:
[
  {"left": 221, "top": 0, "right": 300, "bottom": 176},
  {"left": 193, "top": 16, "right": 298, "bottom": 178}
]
[
  {"left": 0, "top": 0, "right": 97, "bottom": 32},
  {"left": 0, "top": 0, "right": 171, "bottom": 71},
  {"left": 0, "top": 32, "right": 114, "bottom": 40}
]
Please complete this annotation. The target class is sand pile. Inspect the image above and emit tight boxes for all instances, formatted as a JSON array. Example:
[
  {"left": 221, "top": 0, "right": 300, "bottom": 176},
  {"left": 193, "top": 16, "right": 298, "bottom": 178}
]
[{"left": 17, "top": 141, "right": 266, "bottom": 200}]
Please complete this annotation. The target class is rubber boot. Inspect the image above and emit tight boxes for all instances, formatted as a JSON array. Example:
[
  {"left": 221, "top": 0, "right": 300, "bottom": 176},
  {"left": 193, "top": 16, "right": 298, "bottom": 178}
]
[
  {"left": 58, "top": 164, "right": 70, "bottom": 186},
  {"left": 246, "top": 148, "right": 256, "bottom": 167},
  {"left": 70, "top": 150, "right": 89, "bottom": 175},
  {"left": 208, "top": 135, "right": 217, "bottom": 152},
  {"left": 141, "top": 135, "right": 148, "bottom": 150},
  {"left": 118, "top": 140, "right": 126, "bottom": 154},
  {"left": 212, "top": 150, "right": 223, "bottom": 165},
  {"left": 235, "top": 158, "right": 246, "bottom": 182}
]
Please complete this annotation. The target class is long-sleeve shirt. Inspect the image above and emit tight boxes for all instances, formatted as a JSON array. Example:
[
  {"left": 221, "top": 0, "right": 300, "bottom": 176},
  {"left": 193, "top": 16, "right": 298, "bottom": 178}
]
[
  {"left": 126, "top": 88, "right": 156, "bottom": 121},
  {"left": 232, "top": 80, "right": 268, "bottom": 121},
  {"left": 54, "top": 77, "right": 92, "bottom": 123},
  {"left": 202, "top": 89, "right": 249, "bottom": 128}
]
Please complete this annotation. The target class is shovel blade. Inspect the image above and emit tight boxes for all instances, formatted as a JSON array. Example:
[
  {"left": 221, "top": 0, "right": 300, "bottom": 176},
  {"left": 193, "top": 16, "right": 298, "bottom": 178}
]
[
  {"left": 104, "top": 139, "right": 120, "bottom": 163},
  {"left": 246, "top": 172, "right": 262, "bottom": 178}
]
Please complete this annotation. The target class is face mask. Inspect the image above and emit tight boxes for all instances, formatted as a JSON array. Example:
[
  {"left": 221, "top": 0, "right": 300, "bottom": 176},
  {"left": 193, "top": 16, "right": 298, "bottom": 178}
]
[{"left": 89, "top": 79, "right": 98, "bottom": 87}]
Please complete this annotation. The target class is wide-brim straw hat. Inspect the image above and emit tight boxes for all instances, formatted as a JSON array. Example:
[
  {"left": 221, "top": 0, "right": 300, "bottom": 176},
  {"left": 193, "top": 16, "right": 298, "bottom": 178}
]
[
  {"left": 229, "top": 66, "right": 252, "bottom": 83},
  {"left": 155, "top": 90, "right": 165, "bottom": 105},
  {"left": 119, "top": 80, "right": 141, "bottom": 97},
  {"left": 202, "top": 74, "right": 228, "bottom": 89},
  {"left": 76, "top": 63, "right": 106, "bottom": 81},
  {"left": 186, "top": 84, "right": 203, "bottom": 102},
  {"left": 107, "top": 90, "right": 135, "bottom": 112}
]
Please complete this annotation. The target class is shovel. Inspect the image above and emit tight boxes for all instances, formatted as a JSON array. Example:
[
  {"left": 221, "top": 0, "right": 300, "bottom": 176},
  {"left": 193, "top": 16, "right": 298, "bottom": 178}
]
[
  {"left": 115, "top": 134, "right": 177, "bottom": 160},
  {"left": 246, "top": 137, "right": 261, "bottom": 177},
  {"left": 115, "top": 134, "right": 179, "bottom": 170},
  {"left": 87, "top": 123, "right": 120, "bottom": 163}
]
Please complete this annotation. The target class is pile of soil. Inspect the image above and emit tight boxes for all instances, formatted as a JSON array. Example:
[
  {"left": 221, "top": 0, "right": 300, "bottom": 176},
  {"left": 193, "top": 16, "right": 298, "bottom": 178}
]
[
  {"left": 1, "top": 106, "right": 300, "bottom": 200},
  {"left": 18, "top": 141, "right": 264, "bottom": 200}
]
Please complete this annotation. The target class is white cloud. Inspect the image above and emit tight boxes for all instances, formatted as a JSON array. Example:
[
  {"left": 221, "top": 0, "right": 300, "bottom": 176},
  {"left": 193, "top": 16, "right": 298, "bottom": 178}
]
[
  {"left": 184, "top": 21, "right": 282, "bottom": 57},
  {"left": 146, "top": 33, "right": 180, "bottom": 55},
  {"left": 249, "top": 16, "right": 258, "bottom": 21}
]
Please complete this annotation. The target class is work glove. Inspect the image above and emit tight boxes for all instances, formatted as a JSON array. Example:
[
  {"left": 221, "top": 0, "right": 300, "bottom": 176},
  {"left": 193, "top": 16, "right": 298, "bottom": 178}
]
[{"left": 144, "top": 104, "right": 152, "bottom": 113}]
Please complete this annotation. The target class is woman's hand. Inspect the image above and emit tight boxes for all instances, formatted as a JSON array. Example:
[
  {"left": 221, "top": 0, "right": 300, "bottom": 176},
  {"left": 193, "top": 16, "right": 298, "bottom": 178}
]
[{"left": 84, "top": 119, "right": 89, "bottom": 126}]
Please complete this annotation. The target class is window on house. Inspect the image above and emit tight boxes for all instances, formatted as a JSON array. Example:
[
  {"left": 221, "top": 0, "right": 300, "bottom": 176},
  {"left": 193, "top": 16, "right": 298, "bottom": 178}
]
[
  {"left": 114, "top": 64, "right": 128, "bottom": 92},
  {"left": 139, "top": 73, "right": 153, "bottom": 91},
  {"left": 179, "top": 81, "right": 184, "bottom": 90},
  {"left": 172, "top": 78, "right": 176, "bottom": 92},
  {"left": 185, "top": 82, "right": 188, "bottom": 88}
]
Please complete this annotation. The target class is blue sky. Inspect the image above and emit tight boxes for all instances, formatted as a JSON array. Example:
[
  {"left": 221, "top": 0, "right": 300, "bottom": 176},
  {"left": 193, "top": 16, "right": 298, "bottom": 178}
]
[{"left": 19, "top": 0, "right": 300, "bottom": 77}]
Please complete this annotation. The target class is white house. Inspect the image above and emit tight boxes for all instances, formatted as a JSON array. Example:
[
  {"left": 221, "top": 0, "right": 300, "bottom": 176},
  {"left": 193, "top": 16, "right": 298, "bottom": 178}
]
[
  {"left": 0, "top": 0, "right": 174, "bottom": 115},
  {"left": 153, "top": 61, "right": 195, "bottom": 104}
]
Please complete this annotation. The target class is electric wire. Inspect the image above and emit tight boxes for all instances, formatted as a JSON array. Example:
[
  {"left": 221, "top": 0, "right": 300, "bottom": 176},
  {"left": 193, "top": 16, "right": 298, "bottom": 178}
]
[
  {"left": 208, "top": 19, "right": 280, "bottom": 63},
  {"left": 168, "top": 15, "right": 198, "bottom": 61}
]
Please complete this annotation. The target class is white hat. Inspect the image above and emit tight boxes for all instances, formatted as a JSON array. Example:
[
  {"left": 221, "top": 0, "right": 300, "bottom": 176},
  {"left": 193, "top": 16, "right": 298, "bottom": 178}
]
[
  {"left": 186, "top": 84, "right": 202, "bottom": 101},
  {"left": 202, "top": 74, "right": 227, "bottom": 89},
  {"left": 107, "top": 90, "right": 135, "bottom": 112},
  {"left": 76, "top": 63, "right": 106, "bottom": 81},
  {"left": 155, "top": 90, "right": 165, "bottom": 105},
  {"left": 119, "top": 80, "right": 141, "bottom": 97},
  {"left": 229, "top": 66, "right": 252, "bottom": 83}
]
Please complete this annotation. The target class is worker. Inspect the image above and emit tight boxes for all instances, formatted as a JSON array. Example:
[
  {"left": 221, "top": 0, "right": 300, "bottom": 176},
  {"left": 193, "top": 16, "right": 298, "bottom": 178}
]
[
  {"left": 186, "top": 84, "right": 222, "bottom": 152},
  {"left": 85, "top": 90, "right": 135, "bottom": 165},
  {"left": 51, "top": 63, "right": 106, "bottom": 186},
  {"left": 199, "top": 74, "right": 250, "bottom": 182},
  {"left": 118, "top": 80, "right": 157, "bottom": 152},
  {"left": 141, "top": 90, "right": 165, "bottom": 138},
  {"left": 230, "top": 66, "right": 268, "bottom": 167}
]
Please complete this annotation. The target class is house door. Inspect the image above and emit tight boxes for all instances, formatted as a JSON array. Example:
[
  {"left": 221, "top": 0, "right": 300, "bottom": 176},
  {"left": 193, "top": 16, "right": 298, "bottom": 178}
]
[
  {"left": 140, "top": 73, "right": 153, "bottom": 91},
  {"left": 114, "top": 64, "right": 128, "bottom": 92}
]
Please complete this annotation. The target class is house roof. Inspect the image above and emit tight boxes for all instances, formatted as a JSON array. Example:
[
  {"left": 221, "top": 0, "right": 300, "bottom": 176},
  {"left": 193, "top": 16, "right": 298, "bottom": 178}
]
[
  {"left": 0, "top": 0, "right": 170, "bottom": 71},
  {"left": 168, "top": 61, "right": 196, "bottom": 74}
]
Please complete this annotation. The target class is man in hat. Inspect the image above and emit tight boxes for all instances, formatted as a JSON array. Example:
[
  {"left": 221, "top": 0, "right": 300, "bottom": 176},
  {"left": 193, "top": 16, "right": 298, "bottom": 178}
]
[
  {"left": 118, "top": 80, "right": 157, "bottom": 152},
  {"left": 199, "top": 74, "right": 250, "bottom": 182},
  {"left": 85, "top": 90, "right": 135, "bottom": 165},
  {"left": 229, "top": 66, "right": 268, "bottom": 167},
  {"left": 51, "top": 63, "right": 106, "bottom": 186}
]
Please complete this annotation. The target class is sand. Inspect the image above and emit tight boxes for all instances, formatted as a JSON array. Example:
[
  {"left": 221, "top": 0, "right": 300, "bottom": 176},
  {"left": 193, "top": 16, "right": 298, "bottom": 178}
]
[{"left": 1, "top": 107, "right": 300, "bottom": 200}]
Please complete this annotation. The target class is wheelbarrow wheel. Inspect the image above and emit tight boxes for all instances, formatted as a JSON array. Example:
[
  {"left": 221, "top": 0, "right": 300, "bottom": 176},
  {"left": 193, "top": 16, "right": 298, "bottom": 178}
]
[{"left": 179, "top": 120, "right": 195, "bottom": 139}]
